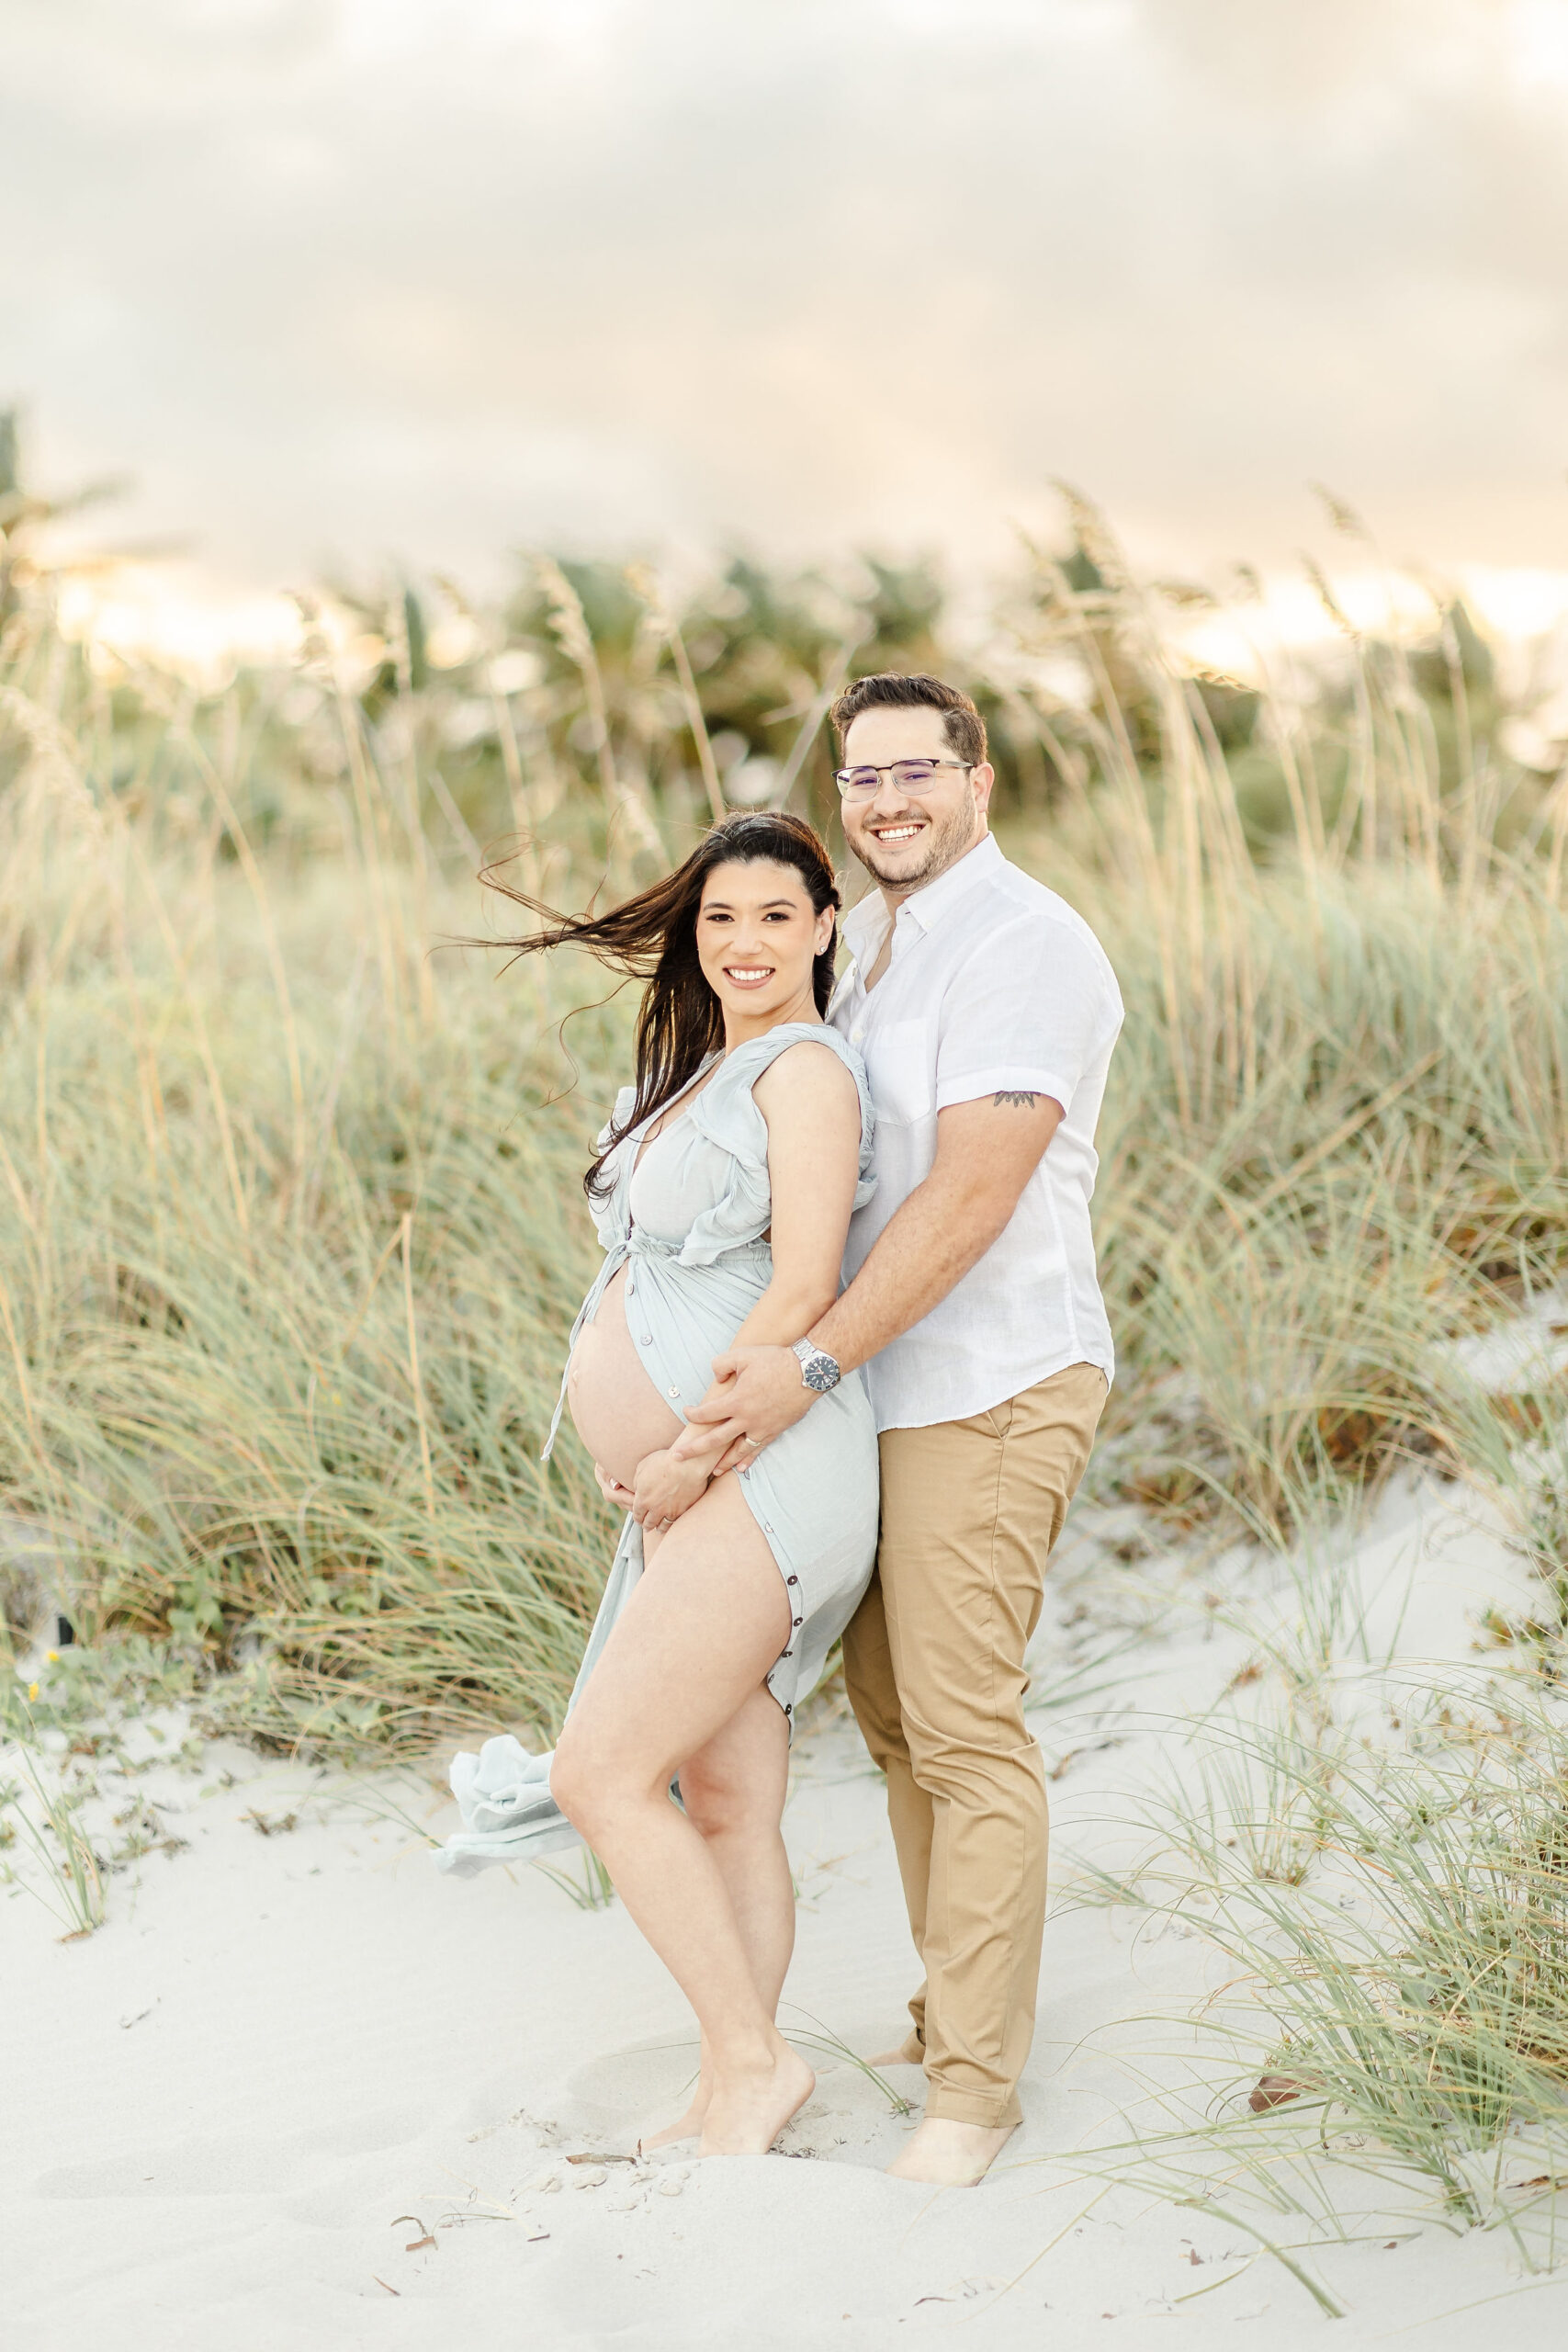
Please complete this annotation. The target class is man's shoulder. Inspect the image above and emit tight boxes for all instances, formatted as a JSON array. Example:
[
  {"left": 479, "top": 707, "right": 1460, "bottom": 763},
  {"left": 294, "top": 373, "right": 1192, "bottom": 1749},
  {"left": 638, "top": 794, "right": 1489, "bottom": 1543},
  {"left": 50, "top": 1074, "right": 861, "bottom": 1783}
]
[{"left": 959, "top": 853, "right": 1121, "bottom": 992}]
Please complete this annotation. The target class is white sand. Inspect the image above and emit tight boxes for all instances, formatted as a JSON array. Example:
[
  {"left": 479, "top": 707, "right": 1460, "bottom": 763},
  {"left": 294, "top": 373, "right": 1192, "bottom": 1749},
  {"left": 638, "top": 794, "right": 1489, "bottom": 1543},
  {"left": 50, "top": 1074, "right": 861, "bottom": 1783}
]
[{"left": 6, "top": 1474, "right": 1567, "bottom": 2350}]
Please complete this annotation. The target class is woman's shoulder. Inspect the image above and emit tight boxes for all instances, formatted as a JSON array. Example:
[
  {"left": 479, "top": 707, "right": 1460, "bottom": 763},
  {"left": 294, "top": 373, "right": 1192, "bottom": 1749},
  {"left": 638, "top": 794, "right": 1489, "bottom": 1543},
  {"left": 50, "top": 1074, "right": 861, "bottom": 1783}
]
[
  {"left": 709, "top": 1023, "right": 874, "bottom": 1190},
  {"left": 750, "top": 1032, "right": 862, "bottom": 1114},
  {"left": 673, "top": 1024, "right": 877, "bottom": 1254},
  {"left": 723, "top": 1021, "right": 868, "bottom": 1089},
  {"left": 683, "top": 1025, "right": 853, "bottom": 1138}
]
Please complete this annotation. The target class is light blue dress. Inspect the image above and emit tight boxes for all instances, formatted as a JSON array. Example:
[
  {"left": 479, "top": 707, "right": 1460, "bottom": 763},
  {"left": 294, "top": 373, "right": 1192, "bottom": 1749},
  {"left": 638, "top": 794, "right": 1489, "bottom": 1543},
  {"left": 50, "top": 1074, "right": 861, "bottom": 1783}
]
[{"left": 437, "top": 1022, "right": 881, "bottom": 1876}]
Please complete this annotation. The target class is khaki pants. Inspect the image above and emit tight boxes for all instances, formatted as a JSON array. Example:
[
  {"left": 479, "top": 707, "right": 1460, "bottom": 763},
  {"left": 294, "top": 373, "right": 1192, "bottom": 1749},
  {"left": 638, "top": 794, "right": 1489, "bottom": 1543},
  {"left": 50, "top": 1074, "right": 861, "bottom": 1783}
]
[{"left": 842, "top": 1362, "right": 1107, "bottom": 2128}]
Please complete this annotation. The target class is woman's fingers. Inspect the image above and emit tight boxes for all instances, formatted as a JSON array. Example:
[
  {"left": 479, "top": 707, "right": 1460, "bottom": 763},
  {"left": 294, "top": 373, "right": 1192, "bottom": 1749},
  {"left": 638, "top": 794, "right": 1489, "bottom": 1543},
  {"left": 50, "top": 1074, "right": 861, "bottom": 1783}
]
[
  {"left": 711, "top": 1434, "right": 756, "bottom": 1477},
  {"left": 683, "top": 1365, "right": 739, "bottom": 1424}
]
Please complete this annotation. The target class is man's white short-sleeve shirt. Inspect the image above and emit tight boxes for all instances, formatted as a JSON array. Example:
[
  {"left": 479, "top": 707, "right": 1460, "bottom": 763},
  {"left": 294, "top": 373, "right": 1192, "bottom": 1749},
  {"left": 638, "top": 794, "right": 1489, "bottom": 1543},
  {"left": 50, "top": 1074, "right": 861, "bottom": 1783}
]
[{"left": 829, "top": 832, "right": 1123, "bottom": 1433}]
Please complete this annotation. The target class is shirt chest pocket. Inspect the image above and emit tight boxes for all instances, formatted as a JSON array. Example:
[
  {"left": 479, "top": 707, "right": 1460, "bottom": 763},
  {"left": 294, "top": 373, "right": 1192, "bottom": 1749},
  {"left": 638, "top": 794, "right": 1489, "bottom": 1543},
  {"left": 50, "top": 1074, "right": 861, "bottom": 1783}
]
[{"left": 863, "top": 1018, "right": 934, "bottom": 1126}]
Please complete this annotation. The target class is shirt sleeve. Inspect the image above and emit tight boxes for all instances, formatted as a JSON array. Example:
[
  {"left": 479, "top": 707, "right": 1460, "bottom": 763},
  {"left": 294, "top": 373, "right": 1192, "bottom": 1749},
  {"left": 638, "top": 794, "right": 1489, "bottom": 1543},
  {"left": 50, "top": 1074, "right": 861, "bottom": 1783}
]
[{"left": 934, "top": 913, "right": 1120, "bottom": 1116}]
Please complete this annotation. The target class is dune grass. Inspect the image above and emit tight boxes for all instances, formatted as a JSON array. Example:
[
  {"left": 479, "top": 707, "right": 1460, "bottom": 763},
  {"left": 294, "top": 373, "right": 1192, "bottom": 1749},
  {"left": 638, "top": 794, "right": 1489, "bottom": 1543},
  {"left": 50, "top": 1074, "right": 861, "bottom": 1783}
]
[
  {"left": 0, "top": 840, "right": 628, "bottom": 1752},
  {"left": 6, "top": 1733, "right": 107, "bottom": 1938},
  {"left": 1049, "top": 1627, "right": 1568, "bottom": 2303},
  {"left": 3, "top": 512, "right": 1566, "bottom": 1750},
  {"left": 5, "top": 500, "right": 1568, "bottom": 2282}
]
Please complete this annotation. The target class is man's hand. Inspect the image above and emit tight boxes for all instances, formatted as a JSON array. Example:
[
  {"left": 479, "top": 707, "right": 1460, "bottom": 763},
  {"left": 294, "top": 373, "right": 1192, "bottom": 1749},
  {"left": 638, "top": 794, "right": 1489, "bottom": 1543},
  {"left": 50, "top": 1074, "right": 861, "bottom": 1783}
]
[
  {"left": 630, "top": 1445, "right": 715, "bottom": 1533},
  {"left": 683, "top": 1095, "right": 1068, "bottom": 1478},
  {"left": 684, "top": 1343, "right": 815, "bottom": 1469}
]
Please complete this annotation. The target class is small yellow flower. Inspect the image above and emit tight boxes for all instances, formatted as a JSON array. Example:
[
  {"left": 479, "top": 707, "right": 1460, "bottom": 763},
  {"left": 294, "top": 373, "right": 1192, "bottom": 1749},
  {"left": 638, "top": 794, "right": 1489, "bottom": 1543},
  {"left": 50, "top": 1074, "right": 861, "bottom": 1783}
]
[
  {"left": 45, "top": 1648, "right": 59, "bottom": 1664},
  {"left": 27, "top": 1681, "right": 39, "bottom": 1702}
]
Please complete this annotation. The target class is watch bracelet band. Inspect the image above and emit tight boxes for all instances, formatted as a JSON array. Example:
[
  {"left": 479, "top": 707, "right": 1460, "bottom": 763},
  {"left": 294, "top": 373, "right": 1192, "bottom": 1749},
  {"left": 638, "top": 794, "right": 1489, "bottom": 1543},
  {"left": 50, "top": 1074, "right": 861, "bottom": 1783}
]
[{"left": 792, "top": 1336, "right": 841, "bottom": 1388}]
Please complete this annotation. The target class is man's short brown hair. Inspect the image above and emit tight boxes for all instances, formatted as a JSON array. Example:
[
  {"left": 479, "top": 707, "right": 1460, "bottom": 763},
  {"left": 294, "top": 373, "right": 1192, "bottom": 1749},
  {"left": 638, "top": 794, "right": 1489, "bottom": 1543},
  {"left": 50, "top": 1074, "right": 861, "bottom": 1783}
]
[{"left": 829, "top": 672, "right": 987, "bottom": 769}]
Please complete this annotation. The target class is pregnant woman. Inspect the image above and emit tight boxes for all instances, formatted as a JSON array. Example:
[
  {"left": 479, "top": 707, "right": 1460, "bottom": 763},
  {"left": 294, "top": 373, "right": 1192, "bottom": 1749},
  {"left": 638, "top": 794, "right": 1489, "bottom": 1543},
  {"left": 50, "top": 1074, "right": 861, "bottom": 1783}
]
[{"left": 444, "top": 811, "right": 879, "bottom": 2159}]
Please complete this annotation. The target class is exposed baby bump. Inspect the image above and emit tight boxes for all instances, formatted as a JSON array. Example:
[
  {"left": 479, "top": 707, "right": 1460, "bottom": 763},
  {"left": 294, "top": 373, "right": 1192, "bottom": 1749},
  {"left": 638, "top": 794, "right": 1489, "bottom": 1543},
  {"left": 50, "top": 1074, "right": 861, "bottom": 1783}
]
[{"left": 567, "top": 1265, "right": 683, "bottom": 1490}]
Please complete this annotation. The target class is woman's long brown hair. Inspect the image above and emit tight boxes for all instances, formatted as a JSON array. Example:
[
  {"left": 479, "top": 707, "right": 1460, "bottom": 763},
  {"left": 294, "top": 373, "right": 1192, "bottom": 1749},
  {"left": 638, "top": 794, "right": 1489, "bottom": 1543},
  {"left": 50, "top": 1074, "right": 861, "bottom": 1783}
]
[{"left": 486, "top": 810, "right": 842, "bottom": 1197}]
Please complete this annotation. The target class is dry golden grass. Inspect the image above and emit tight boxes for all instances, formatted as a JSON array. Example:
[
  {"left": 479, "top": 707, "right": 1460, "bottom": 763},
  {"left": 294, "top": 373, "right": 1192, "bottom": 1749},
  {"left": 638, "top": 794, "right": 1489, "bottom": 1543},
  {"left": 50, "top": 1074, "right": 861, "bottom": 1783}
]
[{"left": 1, "top": 515, "right": 1564, "bottom": 1754}]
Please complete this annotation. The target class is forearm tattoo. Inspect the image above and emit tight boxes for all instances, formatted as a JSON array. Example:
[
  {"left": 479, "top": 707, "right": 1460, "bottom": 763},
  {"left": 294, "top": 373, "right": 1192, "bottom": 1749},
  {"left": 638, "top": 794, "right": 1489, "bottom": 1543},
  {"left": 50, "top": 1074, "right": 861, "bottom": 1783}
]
[{"left": 993, "top": 1089, "right": 1042, "bottom": 1108}]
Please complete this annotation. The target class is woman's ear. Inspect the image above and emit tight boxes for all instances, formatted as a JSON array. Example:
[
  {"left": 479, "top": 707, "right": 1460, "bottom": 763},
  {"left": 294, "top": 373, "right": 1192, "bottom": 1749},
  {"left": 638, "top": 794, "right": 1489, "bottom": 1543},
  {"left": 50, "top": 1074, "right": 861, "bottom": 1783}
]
[{"left": 815, "top": 907, "right": 835, "bottom": 956}]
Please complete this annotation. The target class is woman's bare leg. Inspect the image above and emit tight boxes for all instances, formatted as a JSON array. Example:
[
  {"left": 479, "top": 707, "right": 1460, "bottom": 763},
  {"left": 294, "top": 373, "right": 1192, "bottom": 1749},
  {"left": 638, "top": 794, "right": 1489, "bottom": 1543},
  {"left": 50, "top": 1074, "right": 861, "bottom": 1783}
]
[
  {"left": 637, "top": 1685, "right": 793, "bottom": 2149},
  {"left": 550, "top": 1476, "right": 811, "bottom": 2157}
]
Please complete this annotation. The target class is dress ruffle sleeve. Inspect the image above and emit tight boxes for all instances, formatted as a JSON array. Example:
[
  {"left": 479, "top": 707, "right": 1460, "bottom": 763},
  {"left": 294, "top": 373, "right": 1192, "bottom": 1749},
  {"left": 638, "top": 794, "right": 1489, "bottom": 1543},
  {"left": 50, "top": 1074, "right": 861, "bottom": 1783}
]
[
  {"left": 674, "top": 1024, "right": 876, "bottom": 1268},
  {"left": 586, "top": 1085, "right": 639, "bottom": 1251}
]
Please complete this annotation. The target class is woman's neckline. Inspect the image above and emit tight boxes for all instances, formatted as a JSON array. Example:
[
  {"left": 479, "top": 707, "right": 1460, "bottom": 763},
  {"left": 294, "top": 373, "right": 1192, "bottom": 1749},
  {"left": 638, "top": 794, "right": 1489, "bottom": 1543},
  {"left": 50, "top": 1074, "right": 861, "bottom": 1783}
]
[
  {"left": 628, "top": 1019, "right": 832, "bottom": 1176},
  {"left": 630, "top": 1057, "right": 719, "bottom": 1177}
]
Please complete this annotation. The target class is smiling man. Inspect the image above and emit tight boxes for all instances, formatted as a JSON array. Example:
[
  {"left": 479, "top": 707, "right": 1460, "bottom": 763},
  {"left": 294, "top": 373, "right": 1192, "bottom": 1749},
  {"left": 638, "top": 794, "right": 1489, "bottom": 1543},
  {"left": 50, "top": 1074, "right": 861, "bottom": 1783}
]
[{"left": 686, "top": 672, "right": 1123, "bottom": 2185}]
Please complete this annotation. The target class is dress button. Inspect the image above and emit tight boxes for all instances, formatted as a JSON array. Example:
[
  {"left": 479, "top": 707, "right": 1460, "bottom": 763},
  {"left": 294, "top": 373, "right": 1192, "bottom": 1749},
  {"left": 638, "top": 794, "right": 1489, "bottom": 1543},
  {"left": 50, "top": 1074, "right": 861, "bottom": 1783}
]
[
  {"left": 667, "top": 1385, "right": 679, "bottom": 1398},
  {"left": 793, "top": 1616, "right": 802, "bottom": 1627},
  {"left": 784, "top": 1703, "right": 792, "bottom": 1715},
  {"left": 640, "top": 1332, "right": 652, "bottom": 1345},
  {"left": 786, "top": 1575, "right": 798, "bottom": 1586}
]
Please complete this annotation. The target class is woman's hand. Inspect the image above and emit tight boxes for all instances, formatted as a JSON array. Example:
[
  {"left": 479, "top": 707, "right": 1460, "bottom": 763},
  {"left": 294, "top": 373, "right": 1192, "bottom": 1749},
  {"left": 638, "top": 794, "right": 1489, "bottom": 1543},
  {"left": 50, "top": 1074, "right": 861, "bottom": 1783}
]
[
  {"left": 592, "top": 1461, "right": 636, "bottom": 1511},
  {"left": 630, "top": 1445, "right": 714, "bottom": 1534}
]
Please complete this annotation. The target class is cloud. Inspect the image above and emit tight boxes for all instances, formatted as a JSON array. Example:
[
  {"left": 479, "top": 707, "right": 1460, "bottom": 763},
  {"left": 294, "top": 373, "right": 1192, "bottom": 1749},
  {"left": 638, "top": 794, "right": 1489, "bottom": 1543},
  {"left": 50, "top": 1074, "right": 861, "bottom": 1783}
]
[{"left": 4, "top": 0, "right": 1565, "bottom": 584}]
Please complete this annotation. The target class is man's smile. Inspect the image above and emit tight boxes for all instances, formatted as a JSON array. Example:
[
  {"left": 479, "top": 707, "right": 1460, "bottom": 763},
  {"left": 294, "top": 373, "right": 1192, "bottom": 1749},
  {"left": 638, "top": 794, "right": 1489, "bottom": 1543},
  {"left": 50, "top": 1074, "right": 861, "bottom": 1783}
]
[{"left": 867, "top": 819, "right": 926, "bottom": 844}]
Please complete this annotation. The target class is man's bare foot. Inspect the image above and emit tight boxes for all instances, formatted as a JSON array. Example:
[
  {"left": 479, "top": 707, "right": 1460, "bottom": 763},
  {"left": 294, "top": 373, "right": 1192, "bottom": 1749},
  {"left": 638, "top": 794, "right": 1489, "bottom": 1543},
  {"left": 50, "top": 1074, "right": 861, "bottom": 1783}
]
[
  {"left": 699, "top": 2045, "right": 815, "bottom": 2157},
  {"left": 864, "top": 2046, "right": 922, "bottom": 2068},
  {"left": 886, "top": 2117, "right": 1016, "bottom": 2186}
]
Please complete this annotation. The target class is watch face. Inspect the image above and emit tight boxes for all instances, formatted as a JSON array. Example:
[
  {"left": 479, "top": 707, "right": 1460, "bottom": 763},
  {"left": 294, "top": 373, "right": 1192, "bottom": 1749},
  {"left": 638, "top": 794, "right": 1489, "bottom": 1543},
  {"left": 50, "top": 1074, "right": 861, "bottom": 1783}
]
[{"left": 802, "top": 1352, "right": 839, "bottom": 1392}]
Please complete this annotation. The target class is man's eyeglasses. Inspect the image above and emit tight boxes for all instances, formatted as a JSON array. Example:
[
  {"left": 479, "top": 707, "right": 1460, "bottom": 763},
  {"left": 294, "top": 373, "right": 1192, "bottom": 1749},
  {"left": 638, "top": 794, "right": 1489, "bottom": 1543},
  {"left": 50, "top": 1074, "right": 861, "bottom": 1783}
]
[{"left": 833, "top": 758, "right": 972, "bottom": 801}]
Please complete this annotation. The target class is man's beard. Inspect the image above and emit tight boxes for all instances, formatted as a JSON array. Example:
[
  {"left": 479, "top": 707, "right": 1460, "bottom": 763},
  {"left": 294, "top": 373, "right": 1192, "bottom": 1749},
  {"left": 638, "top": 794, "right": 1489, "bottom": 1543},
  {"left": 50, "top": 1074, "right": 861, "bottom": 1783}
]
[{"left": 852, "top": 796, "right": 978, "bottom": 890}]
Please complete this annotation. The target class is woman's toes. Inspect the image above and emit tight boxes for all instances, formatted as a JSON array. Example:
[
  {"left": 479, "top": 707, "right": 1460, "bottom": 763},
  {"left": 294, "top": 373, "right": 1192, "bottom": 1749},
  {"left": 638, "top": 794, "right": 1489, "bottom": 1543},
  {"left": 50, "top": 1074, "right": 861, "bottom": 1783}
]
[{"left": 637, "top": 2103, "right": 705, "bottom": 2154}]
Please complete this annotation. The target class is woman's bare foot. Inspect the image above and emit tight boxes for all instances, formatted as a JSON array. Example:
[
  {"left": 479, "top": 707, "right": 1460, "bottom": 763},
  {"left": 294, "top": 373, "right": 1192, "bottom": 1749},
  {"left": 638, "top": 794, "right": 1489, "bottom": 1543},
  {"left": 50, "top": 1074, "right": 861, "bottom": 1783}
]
[
  {"left": 699, "top": 2044, "right": 815, "bottom": 2156},
  {"left": 886, "top": 2118, "right": 1016, "bottom": 2185},
  {"left": 865, "top": 2046, "right": 921, "bottom": 2068},
  {"left": 637, "top": 2083, "right": 710, "bottom": 2154}
]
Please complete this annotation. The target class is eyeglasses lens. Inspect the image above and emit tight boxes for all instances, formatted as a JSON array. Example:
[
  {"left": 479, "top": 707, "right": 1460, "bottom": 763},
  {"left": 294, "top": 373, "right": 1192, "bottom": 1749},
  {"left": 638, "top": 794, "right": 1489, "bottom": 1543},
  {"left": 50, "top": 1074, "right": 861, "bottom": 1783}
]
[{"left": 839, "top": 761, "right": 941, "bottom": 798}]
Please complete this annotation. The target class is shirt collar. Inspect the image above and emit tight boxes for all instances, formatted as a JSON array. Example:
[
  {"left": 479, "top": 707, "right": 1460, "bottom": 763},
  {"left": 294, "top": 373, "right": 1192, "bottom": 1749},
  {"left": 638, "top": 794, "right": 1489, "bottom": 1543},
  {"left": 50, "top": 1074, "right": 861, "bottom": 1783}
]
[{"left": 841, "top": 831, "right": 1003, "bottom": 967}]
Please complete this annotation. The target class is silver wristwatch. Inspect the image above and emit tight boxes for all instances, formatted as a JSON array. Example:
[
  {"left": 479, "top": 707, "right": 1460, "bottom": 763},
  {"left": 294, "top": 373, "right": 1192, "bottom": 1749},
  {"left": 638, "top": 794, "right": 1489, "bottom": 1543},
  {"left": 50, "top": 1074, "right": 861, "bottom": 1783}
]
[{"left": 792, "top": 1337, "right": 842, "bottom": 1394}]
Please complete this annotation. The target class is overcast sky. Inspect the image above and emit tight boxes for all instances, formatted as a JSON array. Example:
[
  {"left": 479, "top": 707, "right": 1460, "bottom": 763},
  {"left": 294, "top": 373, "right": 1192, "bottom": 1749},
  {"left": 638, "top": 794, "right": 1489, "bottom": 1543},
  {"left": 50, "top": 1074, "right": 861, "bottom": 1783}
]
[{"left": 7, "top": 0, "right": 1568, "bottom": 594}]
